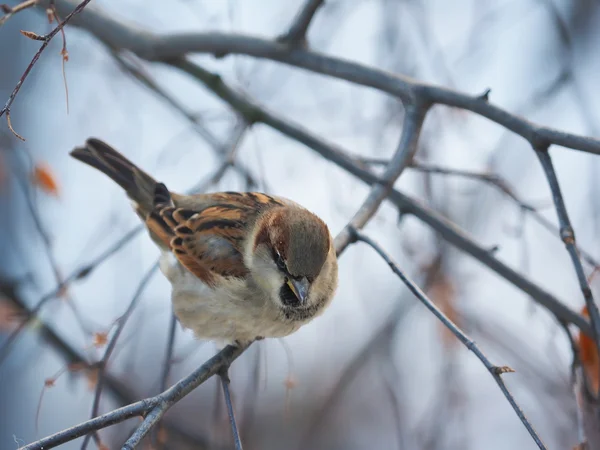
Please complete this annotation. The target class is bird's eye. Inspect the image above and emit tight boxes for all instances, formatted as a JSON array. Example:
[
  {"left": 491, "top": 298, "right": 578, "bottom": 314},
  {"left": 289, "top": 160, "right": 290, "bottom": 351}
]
[{"left": 275, "top": 253, "right": 286, "bottom": 271}]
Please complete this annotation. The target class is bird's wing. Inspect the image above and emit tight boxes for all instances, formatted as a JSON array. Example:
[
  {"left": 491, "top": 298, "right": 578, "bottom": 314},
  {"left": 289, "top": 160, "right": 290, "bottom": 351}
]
[{"left": 147, "top": 190, "right": 284, "bottom": 286}]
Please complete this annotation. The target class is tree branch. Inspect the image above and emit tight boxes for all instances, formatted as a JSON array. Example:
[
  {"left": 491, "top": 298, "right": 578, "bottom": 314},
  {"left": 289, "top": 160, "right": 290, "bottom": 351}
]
[
  {"left": 277, "top": 0, "right": 325, "bottom": 47},
  {"left": 349, "top": 228, "right": 547, "bottom": 450},
  {"left": 38, "top": 0, "right": 600, "bottom": 155},
  {"left": 81, "top": 262, "right": 160, "bottom": 450},
  {"left": 335, "top": 103, "right": 428, "bottom": 253},
  {"left": 0, "top": 0, "right": 92, "bottom": 140},
  {"left": 535, "top": 148, "right": 600, "bottom": 397},
  {"left": 20, "top": 343, "right": 247, "bottom": 450}
]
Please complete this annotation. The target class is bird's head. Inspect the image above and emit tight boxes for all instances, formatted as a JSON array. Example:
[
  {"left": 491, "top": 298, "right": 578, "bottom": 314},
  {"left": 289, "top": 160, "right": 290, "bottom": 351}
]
[{"left": 248, "top": 206, "right": 337, "bottom": 312}]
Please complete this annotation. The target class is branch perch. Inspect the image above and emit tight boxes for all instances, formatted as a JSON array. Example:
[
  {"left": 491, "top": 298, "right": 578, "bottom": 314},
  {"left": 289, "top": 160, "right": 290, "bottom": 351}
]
[{"left": 349, "top": 227, "right": 547, "bottom": 450}]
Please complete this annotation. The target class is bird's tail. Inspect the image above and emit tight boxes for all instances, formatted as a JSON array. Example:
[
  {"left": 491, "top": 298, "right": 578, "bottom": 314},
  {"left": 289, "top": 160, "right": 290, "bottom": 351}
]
[{"left": 70, "top": 138, "right": 167, "bottom": 217}]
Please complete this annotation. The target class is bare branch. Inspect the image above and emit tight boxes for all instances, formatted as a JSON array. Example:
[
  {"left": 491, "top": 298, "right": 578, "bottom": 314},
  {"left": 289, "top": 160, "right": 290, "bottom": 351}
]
[
  {"left": 0, "top": 225, "right": 144, "bottom": 366},
  {"left": 0, "top": 0, "right": 92, "bottom": 139},
  {"left": 41, "top": 0, "right": 600, "bottom": 155},
  {"left": 81, "top": 262, "right": 160, "bottom": 449},
  {"left": 335, "top": 104, "right": 428, "bottom": 253},
  {"left": 0, "top": 0, "right": 38, "bottom": 27},
  {"left": 350, "top": 228, "right": 547, "bottom": 450},
  {"left": 277, "top": 0, "right": 325, "bottom": 47},
  {"left": 535, "top": 148, "right": 600, "bottom": 397},
  {"left": 20, "top": 344, "right": 247, "bottom": 450},
  {"left": 219, "top": 368, "right": 244, "bottom": 450},
  {"left": 168, "top": 58, "right": 590, "bottom": 334},
  {"left": 120, "top": 343, "right": 249, "bottom": 450}
]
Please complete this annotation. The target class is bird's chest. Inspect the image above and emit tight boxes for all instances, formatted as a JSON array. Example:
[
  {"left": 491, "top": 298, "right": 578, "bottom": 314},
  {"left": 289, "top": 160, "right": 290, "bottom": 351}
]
[{"left": 159, "top": 252, "right": 304, "bottom": 342}]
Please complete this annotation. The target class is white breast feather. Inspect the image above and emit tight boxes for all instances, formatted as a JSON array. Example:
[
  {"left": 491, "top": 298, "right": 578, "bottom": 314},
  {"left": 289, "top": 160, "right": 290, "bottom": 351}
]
[{"left": 159, "top": 251, "right": 305, "bottom": 344}]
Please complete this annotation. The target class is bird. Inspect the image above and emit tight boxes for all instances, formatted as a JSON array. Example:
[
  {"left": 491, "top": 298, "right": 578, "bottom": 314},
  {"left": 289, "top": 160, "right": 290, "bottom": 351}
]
[{"left": 70, "top": 138, "right": 338, "bottom": 346}]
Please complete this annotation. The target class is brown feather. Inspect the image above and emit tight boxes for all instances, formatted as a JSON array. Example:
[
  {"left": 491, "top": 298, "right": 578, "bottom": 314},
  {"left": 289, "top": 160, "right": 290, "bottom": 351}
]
[{"left": 70, "top": 139, "right": 302, "bottom": 285}]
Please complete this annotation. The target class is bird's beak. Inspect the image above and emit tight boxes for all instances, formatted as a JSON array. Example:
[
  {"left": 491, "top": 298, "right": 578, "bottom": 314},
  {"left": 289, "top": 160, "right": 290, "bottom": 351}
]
[{"left": 287, "top": 277, "right": 310, "bottom": 304}]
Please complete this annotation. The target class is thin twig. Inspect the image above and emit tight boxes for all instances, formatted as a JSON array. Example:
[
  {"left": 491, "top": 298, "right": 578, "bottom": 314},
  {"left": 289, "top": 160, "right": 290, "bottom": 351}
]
[
  {"left": 535, "top": 148, "right": 600, "bottom": 398},
  {"left": 363, "top": 158, "right": 600, "bottom": 269},
  {"left": 110, "top": 50, "right": 258, "bottom": 188},
  {"left": 335, "top": 105, "right": 428, "bottom": 253},
  {"left": 0, "top": 0, "right": 92, "bottom": 139},
  {"left": 219, "top": 368, "right": 244, "bottom": 450},
  {"left": 151, "top": 312, "right": 177, "bottom": 450},
  {"left": 80, "top": 262, "right": 160, "bottom": 450},
  {"left": 0, "top": 225, "right": 144, "bottom": 366},
  {"left": 350, "top": 227, "right": 547, "bottom": 450},
  {"left": 20, "top": 344, "right": 248, "bottom": 450},
  {"left": 120, "top": 343, "right": 249, "bottom": 450},
  {"left": 0, "top": 0, "right": 38, "bottom": 27}
]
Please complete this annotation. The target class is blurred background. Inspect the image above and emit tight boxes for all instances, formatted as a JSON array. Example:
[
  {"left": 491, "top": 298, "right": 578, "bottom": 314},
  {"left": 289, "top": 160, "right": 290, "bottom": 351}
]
[{"left": 1, "top": 0, "right": 600, "bottom": 448}]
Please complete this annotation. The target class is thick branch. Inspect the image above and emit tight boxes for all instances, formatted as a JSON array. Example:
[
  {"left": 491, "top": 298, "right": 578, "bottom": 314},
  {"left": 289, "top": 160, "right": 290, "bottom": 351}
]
[{"left": 42, "top": 0, "right": 600, "bottom": 155}]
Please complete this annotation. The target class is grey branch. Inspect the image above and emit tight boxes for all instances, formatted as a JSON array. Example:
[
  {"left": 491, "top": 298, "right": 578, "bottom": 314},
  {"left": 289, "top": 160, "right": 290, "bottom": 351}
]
[
  {"left": 21, "top": 344, "right": 248, "bottom": 450},
  {"left": 350, "top": 228, "right": 547, "bottom": 450},
  {"left": 170, "top": 57, "right": 589, "bottom": 335},
  {"left": 38, "top": 0, "right": 600, "bottom": 155},
  {"left": 335, "top": 104, "right": 427, "bottom": 253},
  {"left": 277, "top": 0, "right": 325, "bottom": 46},
  {"left": 535, "top": 148, "right": 600, "bottom": 399},
  {"left": 7, "top": 1, "right": 598, "bottom": 447}
]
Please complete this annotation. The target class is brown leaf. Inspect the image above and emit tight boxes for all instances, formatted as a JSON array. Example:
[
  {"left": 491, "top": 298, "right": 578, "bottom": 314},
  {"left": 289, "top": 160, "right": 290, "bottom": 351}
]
[
  {"left": 67, "top": 362, "right": 87, "bottom": 372},
  {"left": 31, "top": 163, "right": 60, "bottom": 197},
  {"left": 0, "top": 296, "right": 24, "bottom": 331},
  {"left": 86, "top": 367, "right": 99, "bottom": 391},
  {"left": 284, "top": 375, "right": 297, "bottom": 390},
  {"left": 428, "top": 273, "right": 458, "bottom": 347},
  {"left": 92, "top": 332, "right": 108, "bottom": 348},
  {"left": 579, "top": 306, "right": 599, "bottom": 395}
]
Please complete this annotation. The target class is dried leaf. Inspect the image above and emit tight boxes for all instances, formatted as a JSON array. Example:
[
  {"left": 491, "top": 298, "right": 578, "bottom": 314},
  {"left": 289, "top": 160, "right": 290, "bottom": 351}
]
[
  {"left": 428, "top": 273, "right": 458, "bottom": 347},
  {"left": 283, "top": 375, "right": 297, "bottom": 390},
  {"left": 579, "top": 306, "right": 599, "bottom": 394},
  {"left": 67, "top": 362, "right": 86, "bottom": 372},
  {"left": 86, "top": 367, "right": 99, "bottom": 391},
  {"left": 0, "top": 296, "right": 23, "bottom": 331},
  {"left": 31, "top": 163, "right": 59, "bottom": 197},
  {"left": 92, "top": 332, "right": 108, "bottom": 348}
]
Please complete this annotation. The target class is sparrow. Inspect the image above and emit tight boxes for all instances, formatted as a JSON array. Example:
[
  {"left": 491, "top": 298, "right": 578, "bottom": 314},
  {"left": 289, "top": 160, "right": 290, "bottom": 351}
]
[{"left": 70, "top": 138, "right": 338, "bottom": 345}]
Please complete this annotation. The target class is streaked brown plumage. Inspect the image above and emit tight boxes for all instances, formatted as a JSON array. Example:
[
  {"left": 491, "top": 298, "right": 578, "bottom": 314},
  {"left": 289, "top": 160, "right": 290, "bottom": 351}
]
[{"left": 70, "top": 138, "right": 338, "bottom": 345}]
